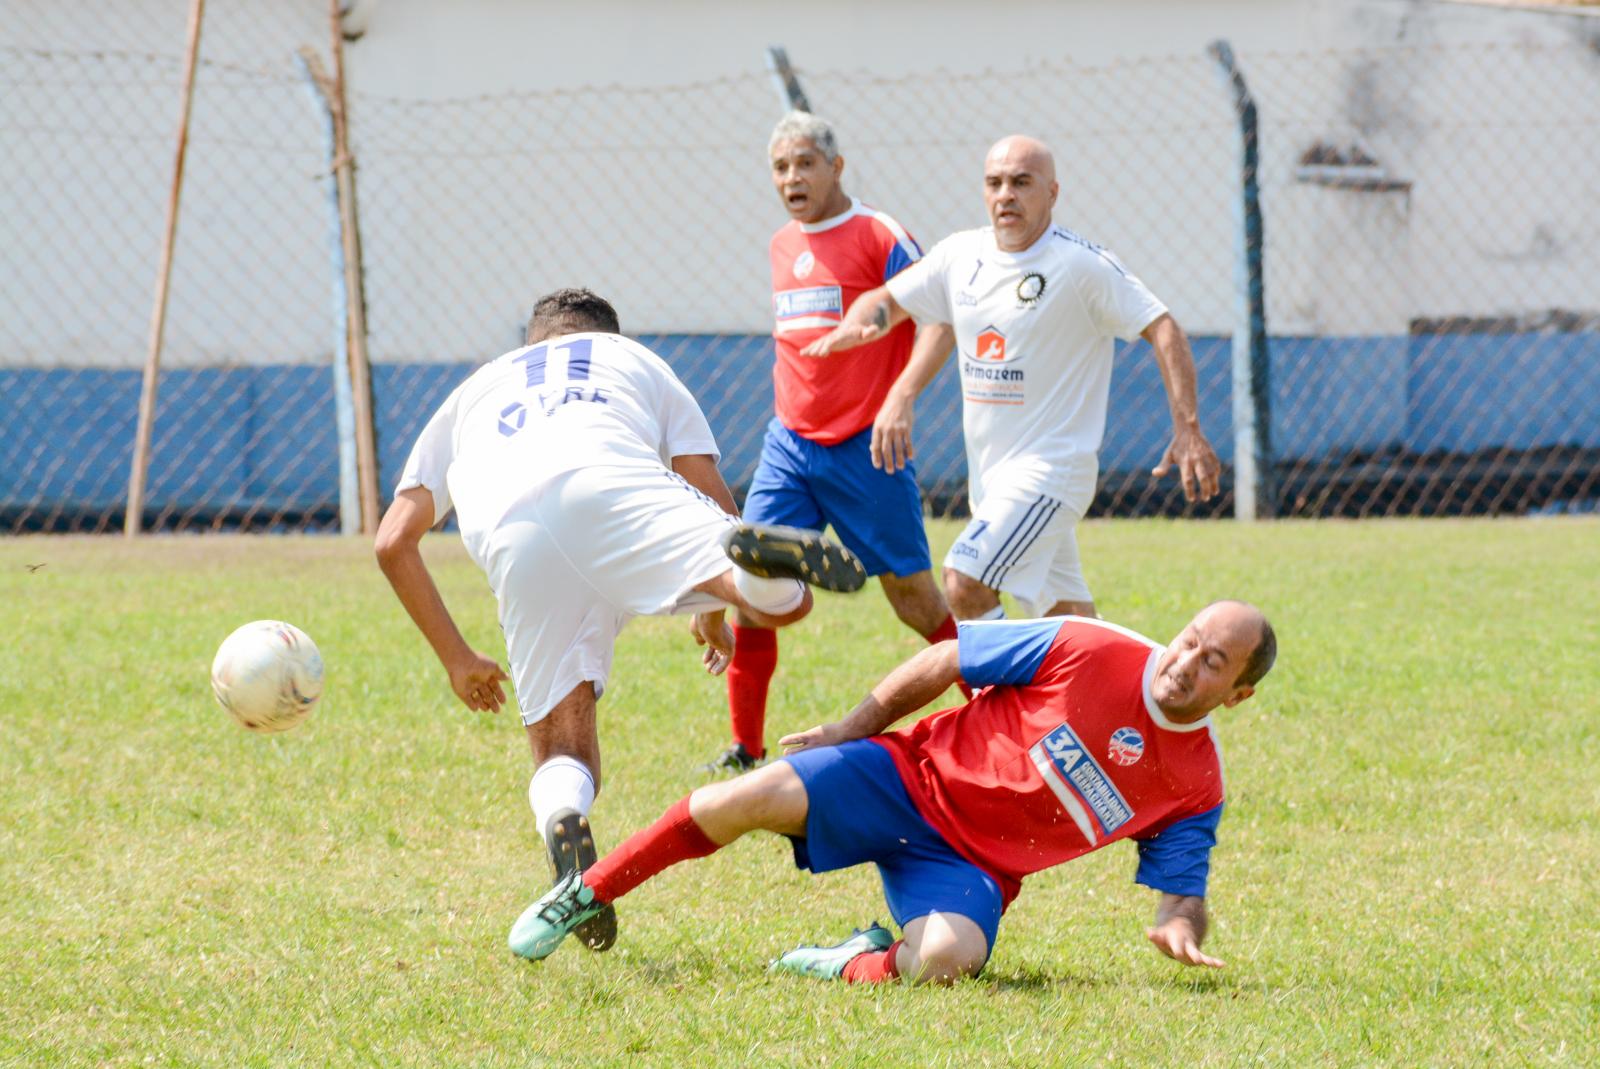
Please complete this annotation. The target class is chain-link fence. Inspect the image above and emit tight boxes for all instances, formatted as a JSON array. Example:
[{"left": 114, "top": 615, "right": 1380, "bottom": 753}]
[{"left": 4, "top": 7, "right": 1597, "bottom": 531}]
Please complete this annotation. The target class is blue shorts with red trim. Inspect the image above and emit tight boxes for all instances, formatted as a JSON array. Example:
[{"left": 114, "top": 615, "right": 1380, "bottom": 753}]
[
  {"left": 744, "top": 419, "right": 931, "bottom": 578},
  {"left": 781, "top": 738, "right": 1003, "bottom": 952}
]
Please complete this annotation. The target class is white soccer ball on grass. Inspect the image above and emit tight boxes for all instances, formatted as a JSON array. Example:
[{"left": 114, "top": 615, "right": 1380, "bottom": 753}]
[{"left": 210, "top": 620, "right": 324, "bottom": 732}]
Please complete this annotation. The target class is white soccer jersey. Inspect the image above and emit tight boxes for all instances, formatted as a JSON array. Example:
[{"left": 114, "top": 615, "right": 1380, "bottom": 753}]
[
  {"left": 887, "top": 225, "right": 1167, "bottom": 504},
  {"left": 396, "top": 332, "right": 720, "bottom": 566}
]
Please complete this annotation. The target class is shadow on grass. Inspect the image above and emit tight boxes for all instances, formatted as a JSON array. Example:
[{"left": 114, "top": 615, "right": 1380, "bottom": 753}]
[{"left": 985, "top": 964, "right": 1239, "bottom": 996}]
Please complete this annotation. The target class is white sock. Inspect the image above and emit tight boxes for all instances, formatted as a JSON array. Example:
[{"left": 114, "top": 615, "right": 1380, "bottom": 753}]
[
  {"left": 732, "top": 567, "right": 805, "bottom": 615},
  {"left": 528, "top": 756, "right": 596, "bottom": 840},
  {"left": 978, "top": 604, "right": 1006, "bottom": 621}
]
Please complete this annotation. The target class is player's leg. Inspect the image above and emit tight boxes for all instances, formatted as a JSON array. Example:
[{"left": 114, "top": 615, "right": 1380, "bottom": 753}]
[
  {"left": 942, "top": 472, "right": 1095, "bottom": 621},
  {"left": 485, "top": 515, "right": 624, "bottom": 951},
  {"left": 808, "top": 424, "right": 959, "bottom": 641},
  {"left": 726, "top": 423, "right": 825, "bottom": 764},
  {"left": 894, "top": 912, "right": 993, "bottom": 984},
  {"left": 1014, "top": 459, "right": 1100, "bottom": 620},
  {"left": 768, "top": 741, "right": 1000, "bottom": 983},
  {"left": 507, "top": 761, "right": 810, "bottom": 960}
]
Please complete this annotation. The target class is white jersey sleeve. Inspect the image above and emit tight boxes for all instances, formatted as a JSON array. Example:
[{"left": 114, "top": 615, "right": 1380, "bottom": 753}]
[
  {"left": 395, "top": 385, "right": 459, "bottom": 519},
  {"left": 885, "top": 234, "right": 957, "bottom": 326},
  {"left": 1070, "top": 248, "right": 1168, "bottom": 341},
  {"left": 658, "top": 368, "right": 720, "bottom": 461}
]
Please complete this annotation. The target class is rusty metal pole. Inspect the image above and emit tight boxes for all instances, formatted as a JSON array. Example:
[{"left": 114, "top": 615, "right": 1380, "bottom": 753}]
[
  {"left": 326, "top": 0, "right": 380, "bottom": 533},
  {"left": 126, "top": 0, "right": 205, "bottom": 537}
]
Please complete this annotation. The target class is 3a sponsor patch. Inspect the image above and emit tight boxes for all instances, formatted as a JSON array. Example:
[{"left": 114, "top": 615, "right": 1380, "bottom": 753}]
[{"left": 1029, "top": 722, "right": 1134, "bottom": 844}]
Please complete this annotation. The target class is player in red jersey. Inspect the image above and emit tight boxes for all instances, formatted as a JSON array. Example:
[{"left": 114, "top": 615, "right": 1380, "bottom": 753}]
[
  {"left": 511, "top": 600, "right": 1276, "bottom": 983},
  {"left": 705, "top": 111, "right": 963, "bottom": 774}
]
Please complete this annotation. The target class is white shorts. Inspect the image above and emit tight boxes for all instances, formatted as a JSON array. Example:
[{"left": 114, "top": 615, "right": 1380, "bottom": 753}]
[
  {"left": 944, "top": 462, "right": 1098, "bottom": 616},
  {"left": 483, "top": 464, "right": 739, "bottom": 725}
]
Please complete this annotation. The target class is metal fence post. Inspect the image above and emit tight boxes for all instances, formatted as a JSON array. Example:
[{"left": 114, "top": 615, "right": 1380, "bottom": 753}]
[
  {"left": 297, "top": 47, "right": 359, "bottom": 535},
  {"left": 125, "top": 0, "right": 205, "bottom": 536},
  {"left": 764, "top": 46, "right": 811, "bottom": 112},
  {"left": 1208, "top": 39, "right": 1274, "bottom": 520}
]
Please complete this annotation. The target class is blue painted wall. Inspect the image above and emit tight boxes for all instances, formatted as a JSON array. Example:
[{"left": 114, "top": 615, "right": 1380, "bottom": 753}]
[{"left": 4, "top": 332, "right": 1598, "bottom": 521}]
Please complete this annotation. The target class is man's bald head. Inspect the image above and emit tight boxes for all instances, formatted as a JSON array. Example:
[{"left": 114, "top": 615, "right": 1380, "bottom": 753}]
[
  {"left": 983, "top": 134, "right": 1059, "bottom": 252},
  {"left": 1150, "top": 599, "right": 1276, "bottom": 721}
]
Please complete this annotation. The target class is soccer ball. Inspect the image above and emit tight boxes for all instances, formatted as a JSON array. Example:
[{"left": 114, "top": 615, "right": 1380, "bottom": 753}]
[{"left": 210, "top": 620, "right": 324, "bottom": 732}]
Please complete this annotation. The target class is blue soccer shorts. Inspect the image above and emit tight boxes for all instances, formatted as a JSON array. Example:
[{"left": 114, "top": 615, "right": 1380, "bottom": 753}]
[
  {"left": 743, "top": 419, "right": 931, "bottom": 578},
  {"left": 781, "top": 738, "right": 1003, "bottom": 954}
]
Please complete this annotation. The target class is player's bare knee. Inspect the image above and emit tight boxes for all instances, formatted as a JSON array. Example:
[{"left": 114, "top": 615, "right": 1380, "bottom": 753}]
[
  {"left": 690, "top": 762, "right": 806, "bottom": 840},
  {"left": 901, "top": 913, "right": 989, "bottom": 984},
  {"left": 944, "top": 570, "right": 998, "bottom": 620}
]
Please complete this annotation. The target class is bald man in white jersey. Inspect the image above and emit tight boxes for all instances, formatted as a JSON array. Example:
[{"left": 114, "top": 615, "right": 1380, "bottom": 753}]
[
  {"left": 807, "top": 136, "right": 1222, "bottom": 623},
  {"left": 375, "top": 288, "right": 866, "bottom": 954}
]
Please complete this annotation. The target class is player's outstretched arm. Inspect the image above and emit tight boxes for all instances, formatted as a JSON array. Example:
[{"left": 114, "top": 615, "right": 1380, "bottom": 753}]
[
  {"left": 668, "top": 453, "right": 740, "bottom": 675},
  {"left": 375, "top": 487, "right": 508, "bottom": 713},
  {"left": 1146, "top": 893, "right": 1224, "bottom": 969},
  {"left": 800, "top": 285, "right": 911, "bottom": 358},
  {"left": 780, "top": 639, "right": 961, "bottom": 752},
  {"left": 871, "top": 322, "right": 956, "bottom": 473},
  {"left": 1143, "top": 313, "right": 1222, "bottom": 503}
]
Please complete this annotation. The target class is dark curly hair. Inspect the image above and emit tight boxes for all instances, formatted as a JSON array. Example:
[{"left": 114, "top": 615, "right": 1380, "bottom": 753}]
[{"left": 525, "top": 287, "right": 621, "bottom": 343}]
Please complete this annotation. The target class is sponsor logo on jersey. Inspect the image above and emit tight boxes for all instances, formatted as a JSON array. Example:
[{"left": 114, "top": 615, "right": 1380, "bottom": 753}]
[
  {"left": 1107, "top": 726, "right": 1145, "bottom": 766},
  {"left": 1017, "top": 272, "right": 1046, "bottom": 306},
  {"left": 1029, "top": 722, "right": 1134, "bottom": 844},
  {"left": 497, "top": 401, "right": 526, "bottom": 437},
  {"left": 974, "top": 326, "right": 1008, "bottom": 363},
  {"left": 793, "top": 250, "right": 815, "bottom": 279},
  {"left": 773, "top": 285, "right": 843, "bottom": 333},
  {"left": 956, "top": 291, "right": 979, "bottom": 307}
]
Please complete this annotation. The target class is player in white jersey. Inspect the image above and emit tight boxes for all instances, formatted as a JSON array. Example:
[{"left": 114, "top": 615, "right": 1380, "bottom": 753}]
[
  {"left": 375, "top": 288, "right": 866, "bottom": 954},
  {"left": 805, "top": 136, "right": 1222, "bottom": 622}
]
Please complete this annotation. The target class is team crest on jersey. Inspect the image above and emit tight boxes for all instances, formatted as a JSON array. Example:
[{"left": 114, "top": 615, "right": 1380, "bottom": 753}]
[
  {"left": 1107, "top": 726, "right": 1145, "bottom": 766},
  {"left": 974, "top": 326, "right": 1007, "bottom": 363},
  {"left": 1017, "top": 272, "right": 1046, "bottom": 306},
  {"left": 792, "top": 250, "right": 815, "bottom": 279}
]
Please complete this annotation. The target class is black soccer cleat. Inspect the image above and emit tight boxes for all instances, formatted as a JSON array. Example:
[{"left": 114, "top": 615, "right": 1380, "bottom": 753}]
[
  {"left": 697, "top": 742, "right": 766, "bottom": 776},
  {"left": 722, "top": 522, "right": 868, "bottom": 594},
  {"left": 543, "top": 808, "right": 617, "bottom": 952}
]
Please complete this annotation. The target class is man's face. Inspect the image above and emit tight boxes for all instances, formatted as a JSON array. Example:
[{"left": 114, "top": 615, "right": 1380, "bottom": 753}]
[
  {"left": 1150, "top": 605, "right": 1260, "bottom": 722},
  {"left": 770, "top": 137, "right": 844, "bottom": 224},
  {"left": 984, "top": 143, "right": 1058, "bottom": 252}
]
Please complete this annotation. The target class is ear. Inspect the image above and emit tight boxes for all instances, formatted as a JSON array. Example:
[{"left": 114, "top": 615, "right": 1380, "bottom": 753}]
[
  {"left": 1048, "top": 179, "right": 1059, "bottom": 208},
  {"left": 1221, "top": 685, "right": 1254, "bottom": 709},
  {"left": 832, "top": 154, "right": 846, "bottom": 180}
]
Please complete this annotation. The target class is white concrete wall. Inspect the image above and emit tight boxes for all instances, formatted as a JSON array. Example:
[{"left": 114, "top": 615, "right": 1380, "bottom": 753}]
[{"left": 4, "top": 0, "right": 1598, "bottom": 367}]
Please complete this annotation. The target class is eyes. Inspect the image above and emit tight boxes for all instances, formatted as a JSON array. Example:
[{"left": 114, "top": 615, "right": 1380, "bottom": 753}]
[
  {"left": 1185, "top": 633, "right": 1225, "bottom": 672},
  {"left": 985, "top": 174, "right": 1033, "bottom": 189},
  {"left": 774, "top": 155, "right": 819, "bottom": 174}
]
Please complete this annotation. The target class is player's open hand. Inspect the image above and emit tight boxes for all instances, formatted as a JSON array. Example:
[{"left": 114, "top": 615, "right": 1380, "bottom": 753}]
[
  {"left": 448, "top": 650, "right": 509, "bottom": 713},
  {"left": 800, "top": 322, "right": 882, "bottom": 358},
  {"left": 778, "top": 720, "right": 852, "bottom": 754},
  {"left": 871, "top": 391, "right": 916, "bottom": 473},
  {"left": 690, "top": 610, "right": 735, "bottom": 675},
  {"left": 1145, "top": 920, "right": 1225, "bottom": 969},
  {"left": 1152, "top": 427, "right": 1222, "bottom": 503}
]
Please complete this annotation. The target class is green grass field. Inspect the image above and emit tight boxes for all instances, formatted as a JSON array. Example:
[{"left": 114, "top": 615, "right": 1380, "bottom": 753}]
[{"left": 3, "top": 519, "right": 1596, "bottom": 1067}]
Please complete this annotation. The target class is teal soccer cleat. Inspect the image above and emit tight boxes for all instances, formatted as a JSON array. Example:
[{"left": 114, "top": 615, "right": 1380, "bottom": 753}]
[
  {"left": 508, "top": 869, "right": 607, "bottom": 962},
  {"left": 769, "top": 923, "right": 895, "bottom": 980}
]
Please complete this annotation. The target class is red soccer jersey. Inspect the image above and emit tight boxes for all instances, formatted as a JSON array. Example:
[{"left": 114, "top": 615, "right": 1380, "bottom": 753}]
[
  {"left": 871, "top": 617, "right": 1226, "bottom": 906},
  {"left": 769, "top": 198, "right": 922, "bottom": 444}
]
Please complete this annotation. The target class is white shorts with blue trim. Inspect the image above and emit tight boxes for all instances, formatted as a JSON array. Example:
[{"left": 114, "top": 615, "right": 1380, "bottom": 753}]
[
  {"left": 944, "top": 459, "right": 1098, "bottom": 615},
  {"left": 483, "top": 464, "right": 739, "bottom": 725}
]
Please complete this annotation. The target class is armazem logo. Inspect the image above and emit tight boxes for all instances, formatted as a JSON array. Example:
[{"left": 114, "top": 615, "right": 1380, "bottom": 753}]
[{"left": 974, "top": 326, "right": 1009, "bottom": 363}]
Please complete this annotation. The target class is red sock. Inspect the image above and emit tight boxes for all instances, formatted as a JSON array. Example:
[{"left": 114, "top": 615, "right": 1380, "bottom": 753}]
[
  {"left": 925, "top": 614, "right": 973, "bottom": 700},
  {"left": 583, "top": 796, "right": 720, "bottom": 903},
  {"left": 727, "top": 625, "right": 778, "bottom": 757},
  {"left": 841, "top": 941, "right": 903, "bottom": 984}
]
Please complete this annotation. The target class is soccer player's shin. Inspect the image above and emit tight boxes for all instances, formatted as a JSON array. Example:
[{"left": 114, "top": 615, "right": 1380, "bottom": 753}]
[
  {"left": 583, "top": 795, "right": 720, "bottom": 903},
  {"left": 726, "top": 624, "right": 778, "bottom": 759},
  {"left": 528, "top": 756, "right": 596, "bottom": 840}
]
